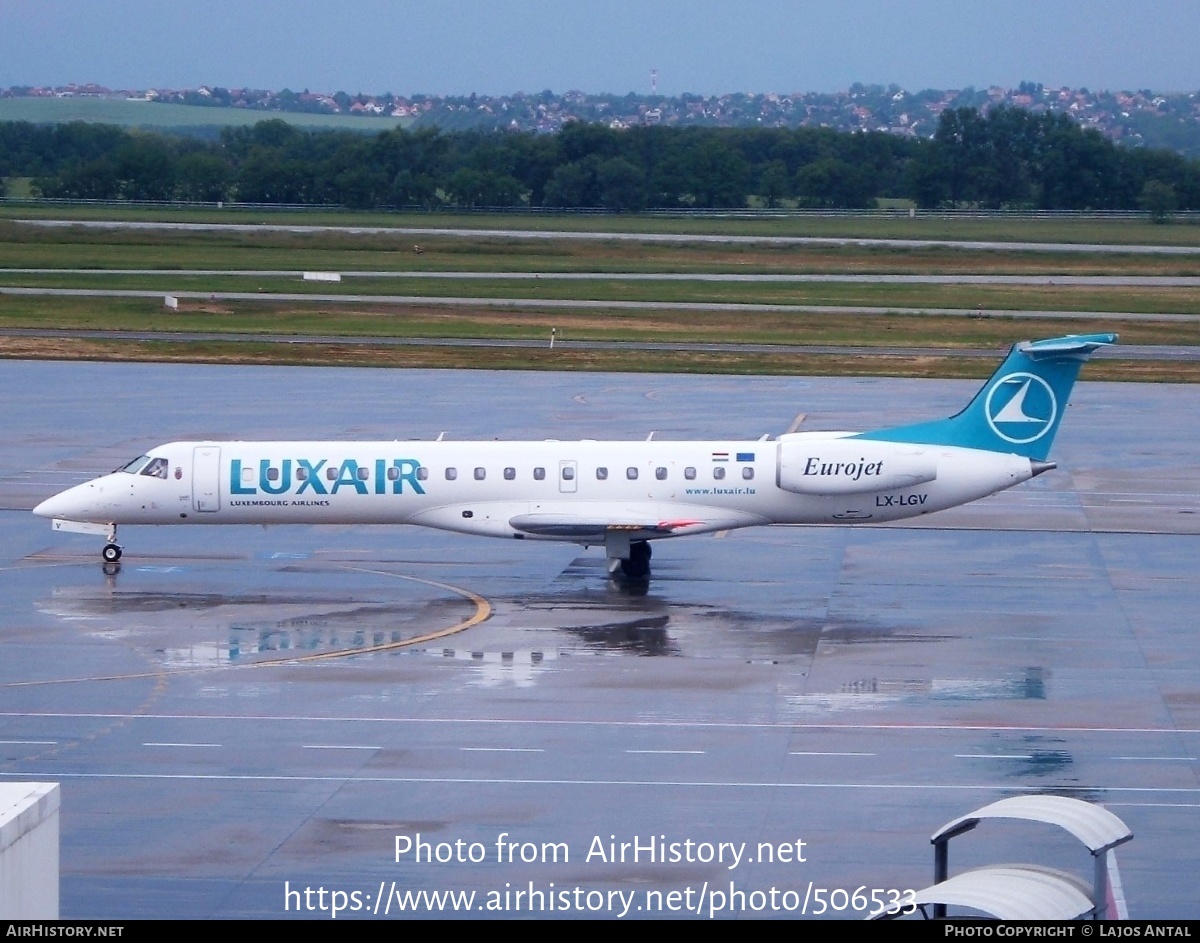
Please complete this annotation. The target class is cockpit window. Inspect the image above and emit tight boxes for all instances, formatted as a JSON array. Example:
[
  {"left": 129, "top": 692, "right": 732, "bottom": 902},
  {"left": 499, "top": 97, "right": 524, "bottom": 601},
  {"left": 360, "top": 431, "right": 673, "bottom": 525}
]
[
  {"left": 140, "top": 457, "right": 169, "bottom": 479},
  {"left": 119, "top": 455, "right": 151, "bottom": 474}
]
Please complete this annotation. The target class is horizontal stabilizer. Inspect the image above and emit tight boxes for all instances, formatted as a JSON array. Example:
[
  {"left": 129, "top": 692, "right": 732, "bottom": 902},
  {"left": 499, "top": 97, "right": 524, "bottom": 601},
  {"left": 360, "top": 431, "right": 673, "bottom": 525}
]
[{"left": 1020, "top": 333, "right": 1119, "bottom": 360}]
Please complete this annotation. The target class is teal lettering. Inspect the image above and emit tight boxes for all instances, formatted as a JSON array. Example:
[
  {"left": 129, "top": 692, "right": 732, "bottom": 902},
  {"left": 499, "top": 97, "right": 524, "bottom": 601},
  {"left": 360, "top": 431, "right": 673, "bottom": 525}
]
[
  {"left": 296, "top": 459, "right": 328, "bottom": 495},
  {"left": 332, "top": 460, "right": 368, "bottom": 495},
  {"left": 230, "top": 459, "right": 256, "bottom": 495},
  {"left": 375, "top": 459, "right": 386, "bottom": 495},
  {"left": 392, "top": 459, "right": 425, "bottom": 495},
  {"left": 259, "top": 459, "right": 292, "bottom": 495}
]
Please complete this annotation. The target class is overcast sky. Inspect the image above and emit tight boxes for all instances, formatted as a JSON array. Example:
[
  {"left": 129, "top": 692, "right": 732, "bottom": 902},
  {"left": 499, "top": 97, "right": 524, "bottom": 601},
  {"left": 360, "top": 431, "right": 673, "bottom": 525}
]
[{"left": 3, "top": 0, "right": 1199, "bottom": 97}]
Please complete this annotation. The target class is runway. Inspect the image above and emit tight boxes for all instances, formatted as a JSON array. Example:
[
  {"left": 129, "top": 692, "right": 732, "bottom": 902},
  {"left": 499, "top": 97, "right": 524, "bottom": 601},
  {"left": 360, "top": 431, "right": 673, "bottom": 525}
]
[
  {"left": 2, "top": 326, "right": 1198, "bottom": 363},
  {"left": 18, "top": 218, "right": 1200, "bottom": 255},
  {"left": 2, "top": 361, "right": 1199, "bottom": 918},
  {"left": 7, "top": 269, "right": 1200, "bottom": 285},
  {"left": 5, "top": 285, "right": 1200, "bottom": 325}
]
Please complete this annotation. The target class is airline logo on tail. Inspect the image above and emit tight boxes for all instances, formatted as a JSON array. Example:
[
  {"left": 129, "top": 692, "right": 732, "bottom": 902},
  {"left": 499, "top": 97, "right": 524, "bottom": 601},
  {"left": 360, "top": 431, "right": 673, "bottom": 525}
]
[{"left": 984, "top": 372, "right": 1058, "bottom": 445}]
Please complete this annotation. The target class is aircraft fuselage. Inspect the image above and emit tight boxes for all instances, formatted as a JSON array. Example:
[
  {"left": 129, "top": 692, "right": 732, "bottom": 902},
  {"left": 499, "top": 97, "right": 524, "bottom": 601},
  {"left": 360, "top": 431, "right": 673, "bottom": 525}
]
[
  {"left": 31, "top": 333, "right": 1118, "bottom": 576},
  {"left": 34, "top": 435, "right": 1035, "bottom": 539}
]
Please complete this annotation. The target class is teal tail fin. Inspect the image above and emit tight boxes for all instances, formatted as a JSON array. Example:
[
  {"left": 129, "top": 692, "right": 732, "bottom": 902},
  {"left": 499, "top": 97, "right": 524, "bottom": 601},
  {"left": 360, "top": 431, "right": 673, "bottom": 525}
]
[{"left": 855, "top": 333, "right": 1117, "bottom": 460}]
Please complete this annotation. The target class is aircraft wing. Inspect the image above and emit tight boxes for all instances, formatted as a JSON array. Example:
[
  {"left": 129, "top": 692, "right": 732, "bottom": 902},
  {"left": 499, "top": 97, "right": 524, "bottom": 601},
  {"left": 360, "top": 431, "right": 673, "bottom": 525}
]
[{"left": 509, "top": 503, "right": 768, "bottom": 541}]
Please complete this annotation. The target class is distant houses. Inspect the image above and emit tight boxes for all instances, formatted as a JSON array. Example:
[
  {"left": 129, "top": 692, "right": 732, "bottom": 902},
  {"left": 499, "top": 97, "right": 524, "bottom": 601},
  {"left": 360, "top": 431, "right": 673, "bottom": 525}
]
[{"left": 5, "top": 81, "right": 1200, "bottom": 154}]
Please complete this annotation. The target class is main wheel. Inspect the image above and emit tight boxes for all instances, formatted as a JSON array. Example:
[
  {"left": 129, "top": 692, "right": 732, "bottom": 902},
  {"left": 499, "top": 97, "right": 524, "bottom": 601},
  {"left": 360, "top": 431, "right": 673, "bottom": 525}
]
[
  {"left": 619, "top": 540, "right": 651, "bottom": 579},
  {"left": 101, "top": 543, "right": 122, "bottom": 563}
]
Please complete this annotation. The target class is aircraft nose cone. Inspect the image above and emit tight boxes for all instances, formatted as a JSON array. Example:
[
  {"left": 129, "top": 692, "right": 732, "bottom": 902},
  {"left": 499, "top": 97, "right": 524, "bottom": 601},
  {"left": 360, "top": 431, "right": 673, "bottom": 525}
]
[
  {"left": 33, "top": 492, "right": 68, "bottom": 518},
  {"left": 33, "top": 482, "right": 95, "bottom": 519}
]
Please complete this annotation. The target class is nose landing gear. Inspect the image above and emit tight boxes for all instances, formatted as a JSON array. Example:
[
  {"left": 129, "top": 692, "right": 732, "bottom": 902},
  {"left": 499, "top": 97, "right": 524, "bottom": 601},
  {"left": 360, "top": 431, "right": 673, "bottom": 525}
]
[{"left": 101, "top": 523, "right": 122, "bottom": 564}]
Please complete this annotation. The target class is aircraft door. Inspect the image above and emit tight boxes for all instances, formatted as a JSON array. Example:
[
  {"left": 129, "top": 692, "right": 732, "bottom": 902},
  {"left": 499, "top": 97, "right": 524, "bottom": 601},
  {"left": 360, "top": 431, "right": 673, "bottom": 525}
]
[
  {"left": 192, "top": 446, "right": 221, "bottom": 512},
  {"left": 559, "top": 460, "right": 578, "bottom": 494}
]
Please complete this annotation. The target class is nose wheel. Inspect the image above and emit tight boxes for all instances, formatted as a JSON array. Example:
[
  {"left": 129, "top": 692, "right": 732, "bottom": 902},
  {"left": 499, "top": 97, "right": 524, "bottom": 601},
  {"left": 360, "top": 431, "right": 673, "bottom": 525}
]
[{"left": 100, "top": 524, "right": 122, "bottom": 564}]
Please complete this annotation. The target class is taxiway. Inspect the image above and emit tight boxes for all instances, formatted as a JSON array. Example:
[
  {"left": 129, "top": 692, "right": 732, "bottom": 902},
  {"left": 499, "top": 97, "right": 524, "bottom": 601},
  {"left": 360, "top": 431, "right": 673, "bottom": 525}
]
[{"left": 2, "top": 361, "right": 1198, "bottom": 918}]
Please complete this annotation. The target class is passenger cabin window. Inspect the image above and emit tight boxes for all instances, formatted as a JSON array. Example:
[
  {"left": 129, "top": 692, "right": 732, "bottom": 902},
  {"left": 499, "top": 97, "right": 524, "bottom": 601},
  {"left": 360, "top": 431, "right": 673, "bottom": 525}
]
[
  {"left": 325, "top": 466, "right": 337, "bottom": 481},
  {"left": 655, "top": 466, "right": 668, "bottom": 480},
  {"left": 626, "top": 467, "right": 638, "bottom": 480},
  {"left": 504, "top": 467, "right": 516, "bottom": 480},
  {"left": 684, "top": 467, "right": 697, "bottom": 480},
  {"left": 445, "top": 467, "right": 458, "bottom": 481},
  {"left": 534, "top": 467, "right": 546, "bottom": 481},
  {"left": 596, "top": 467, "right": 608, "bottom": 480},
  {"left": 387, "top": 466, "right": 400, "bottom": 481},
  {"left": 742, "top": 467, "right": 755, "bottom": 480},
  {"left": 266, "top": 466, "right": 280, "bottom": 482},
  {"left": 141, "top": 457, "right": 169, "bottom": 479},
  {"left": 242, "top": 466, "right": 255, "bottom": 484},
  {"left": 296, "top": 466, "right": 308, "bottom": 481},
  {"left": 561, "top": 466, "right": 575, "bottom": 481},
  {"left": 713, "top": 466, "right": 726, "bottom": 480},
  {"left": 417, "top": 467, "right": 429, "bottom": 481},
  {"left": 474, "top": 467, "right": 486, "bottom": 480},
  {"left": 357, "top": 466, "right": 369, "bottom": 480}
]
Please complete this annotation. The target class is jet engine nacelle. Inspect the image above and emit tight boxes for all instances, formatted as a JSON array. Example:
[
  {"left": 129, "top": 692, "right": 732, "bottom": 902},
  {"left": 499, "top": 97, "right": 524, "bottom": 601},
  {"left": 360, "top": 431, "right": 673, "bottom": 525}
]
[{"left": 777, "top": 438, "right": 937, "bottom": 496}]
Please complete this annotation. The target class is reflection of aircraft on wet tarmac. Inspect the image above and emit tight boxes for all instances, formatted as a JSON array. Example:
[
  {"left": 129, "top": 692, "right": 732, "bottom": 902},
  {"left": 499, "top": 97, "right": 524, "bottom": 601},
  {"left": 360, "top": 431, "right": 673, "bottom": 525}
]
[{"left": 35, "top": 334, "right": 1115, "bottom": 580}]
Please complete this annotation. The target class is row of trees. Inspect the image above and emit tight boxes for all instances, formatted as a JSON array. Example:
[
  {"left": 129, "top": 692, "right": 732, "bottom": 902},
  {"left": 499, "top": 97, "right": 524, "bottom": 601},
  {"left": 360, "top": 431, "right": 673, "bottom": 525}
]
[
  {"left": 4, "top": 107, "right": 1199, "bottom": 212},
  {"left": 913, "top": 107, "right": 1200, "bottom": 211}
]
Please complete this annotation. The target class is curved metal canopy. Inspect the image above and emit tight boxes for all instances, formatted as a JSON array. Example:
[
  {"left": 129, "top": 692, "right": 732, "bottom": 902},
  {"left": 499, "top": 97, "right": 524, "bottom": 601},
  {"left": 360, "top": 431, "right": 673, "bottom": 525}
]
[
  {"left": 933, "top": 794, "right": 1133, "bottom": 854},
  {"left": 867, "top": 865, "right": 1094, "bottom": 921}
]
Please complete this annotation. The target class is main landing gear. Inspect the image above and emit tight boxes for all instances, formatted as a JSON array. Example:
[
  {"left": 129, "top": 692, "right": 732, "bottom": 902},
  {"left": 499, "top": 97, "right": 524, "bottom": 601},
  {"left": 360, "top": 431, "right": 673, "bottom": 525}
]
[{"left": 609, "top": 540, "right": 651, "bottom": 581}]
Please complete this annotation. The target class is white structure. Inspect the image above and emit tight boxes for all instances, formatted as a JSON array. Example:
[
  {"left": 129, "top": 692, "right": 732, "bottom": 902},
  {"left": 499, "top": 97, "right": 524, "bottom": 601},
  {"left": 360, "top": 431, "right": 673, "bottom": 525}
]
[
  {"left": 931, "top": 795, "right": 1133, "bottom": 920},
  {"left": 0, "top": 782, "right": 60, "bottom": 919},
  {"left": 870, "top": 795, "right": 1133, "bottom": 920}
]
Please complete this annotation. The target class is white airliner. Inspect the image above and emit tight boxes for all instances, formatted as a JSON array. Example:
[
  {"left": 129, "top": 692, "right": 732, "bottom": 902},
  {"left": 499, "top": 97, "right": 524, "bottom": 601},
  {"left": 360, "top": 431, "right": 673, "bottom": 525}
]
[{"left": 34, "top": 334, "right": 1115, "bottom": 579}]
